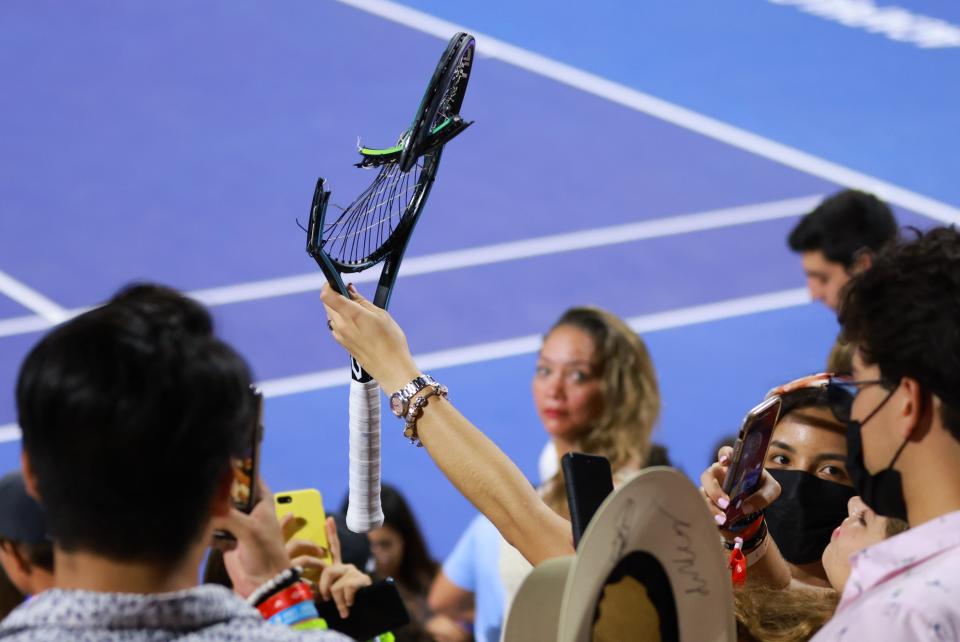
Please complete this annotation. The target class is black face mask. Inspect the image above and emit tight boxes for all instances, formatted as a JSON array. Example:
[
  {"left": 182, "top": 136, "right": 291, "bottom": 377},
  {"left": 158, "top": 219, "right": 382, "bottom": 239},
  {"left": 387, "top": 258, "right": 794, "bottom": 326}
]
[
  {"left": 765, "top": 468, "right": 856, "bottom": 565},
  {"left": 844, "top": 388, "right": 910, "bottom": 521}
]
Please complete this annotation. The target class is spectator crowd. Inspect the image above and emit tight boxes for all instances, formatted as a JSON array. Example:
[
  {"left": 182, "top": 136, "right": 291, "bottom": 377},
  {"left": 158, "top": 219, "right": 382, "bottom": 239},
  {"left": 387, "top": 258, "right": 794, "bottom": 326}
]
[{"left": 2, "top": 189, "right": 959, "bottom": 641}]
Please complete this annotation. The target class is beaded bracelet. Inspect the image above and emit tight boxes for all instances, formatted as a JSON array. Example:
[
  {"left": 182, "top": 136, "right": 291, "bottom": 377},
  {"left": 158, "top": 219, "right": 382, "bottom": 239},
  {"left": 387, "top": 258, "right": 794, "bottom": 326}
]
[
  {"left": 402, "top": 383, "right": 448, "bottom": 446},
  {"left": 246, "top": 566, "right": 303, "bottom": 608}
]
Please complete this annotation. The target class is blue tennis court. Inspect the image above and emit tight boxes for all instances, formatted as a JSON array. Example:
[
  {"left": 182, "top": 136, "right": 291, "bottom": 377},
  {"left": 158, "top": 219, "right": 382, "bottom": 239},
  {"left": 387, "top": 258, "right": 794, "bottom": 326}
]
[{"left": 1, "top": 0, "right": 958, "bottom": 557}]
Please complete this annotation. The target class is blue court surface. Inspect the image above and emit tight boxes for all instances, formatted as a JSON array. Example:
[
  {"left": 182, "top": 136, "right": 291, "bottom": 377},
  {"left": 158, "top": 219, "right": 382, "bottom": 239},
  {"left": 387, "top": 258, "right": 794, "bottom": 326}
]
[{"left": 1, "top": 0, "right": 958, "bottom": 558}]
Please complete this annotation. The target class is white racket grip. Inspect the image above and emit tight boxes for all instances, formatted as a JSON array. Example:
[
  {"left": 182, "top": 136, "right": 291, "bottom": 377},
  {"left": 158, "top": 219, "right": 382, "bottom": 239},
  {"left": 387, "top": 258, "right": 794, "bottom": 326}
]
[{"left": 346, "top": 378, "right": 384, "bottom": 532}]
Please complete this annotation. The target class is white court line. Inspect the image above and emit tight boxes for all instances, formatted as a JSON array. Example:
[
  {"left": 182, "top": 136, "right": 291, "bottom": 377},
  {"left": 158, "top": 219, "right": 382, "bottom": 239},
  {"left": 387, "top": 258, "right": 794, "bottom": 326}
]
[
  {"left": 258, "top": 287, "right": 810, "bottom": 398},
  {"left": 0, "top": 271, "right": 70, "bottom": 323},
  {"left": 0, "top": 315, "right": 54, "bottom": 337},
  {"left": 336, "top": 0, "right": 960, "bottom": 226},
  {"left": 0, "top": 425, "right": 18, "bottom": 444},
  {"left": 0, "top": 194, "right": 820, "bottom": 338},
  {"left": 0, "top": 286, "right": 810, "bottom": 443}
]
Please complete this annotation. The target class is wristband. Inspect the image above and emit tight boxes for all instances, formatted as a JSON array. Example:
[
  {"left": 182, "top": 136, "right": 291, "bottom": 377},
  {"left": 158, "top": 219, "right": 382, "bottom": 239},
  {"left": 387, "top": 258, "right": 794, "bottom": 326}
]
[
  {"left": 292, "top": 617, "right": 329, "bottom": 631},
  {"left": 268, "top": 600, "right": 320, "bottom": 626},
  {"left": 726, "top": 512, "right": 764, "bottom": 537},
  {"left": 743, "top": 533, "right": 770, "bottom": 566},
  {"left": 247, "top": 566, "right": 303, "bottom": 607},
  {"left": 257, "top": 581, "right": 314, "bottom": 619},
  {"left": 723, "top": 516, "right": 766, "bottom": 551}
]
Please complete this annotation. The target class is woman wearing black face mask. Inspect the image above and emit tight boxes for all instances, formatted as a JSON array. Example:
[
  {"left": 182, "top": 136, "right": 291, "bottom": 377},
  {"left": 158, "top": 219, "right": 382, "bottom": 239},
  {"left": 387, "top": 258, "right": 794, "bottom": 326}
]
[
  {"left": 700, "top": 374, "right": 859, "bottom": 589},
  {"left": 762, "top": 386, "right": 856, "bottom": 588}
]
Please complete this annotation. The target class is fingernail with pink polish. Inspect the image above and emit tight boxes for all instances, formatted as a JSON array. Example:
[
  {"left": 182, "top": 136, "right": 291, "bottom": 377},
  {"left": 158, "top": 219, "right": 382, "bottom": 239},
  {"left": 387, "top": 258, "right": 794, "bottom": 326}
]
[
  {"left": 717, "top": 497, "right": 730, "bottom": 510},
  {"left": 719, "top": 454, "right": 729, "bottom": 465},
  {"left": 714, "top": 514, "right": 726, "bottom": 525}
]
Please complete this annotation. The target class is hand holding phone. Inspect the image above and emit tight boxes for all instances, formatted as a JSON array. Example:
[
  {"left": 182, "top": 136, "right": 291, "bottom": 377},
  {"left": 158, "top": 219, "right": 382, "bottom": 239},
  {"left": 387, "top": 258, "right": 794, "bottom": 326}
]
[
  {"left": 718, "top": 396, "right": 782, "bottom": 528},
  {"left": 214, "top": 387, "right": 264, "bottom": 542},
  {"left": 275, "top": 489, "right": 334, "bottom": 566}
]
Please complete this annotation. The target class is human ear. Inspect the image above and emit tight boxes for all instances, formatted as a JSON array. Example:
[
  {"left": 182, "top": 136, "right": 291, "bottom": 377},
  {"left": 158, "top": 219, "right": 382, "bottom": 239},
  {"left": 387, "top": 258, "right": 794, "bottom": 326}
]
[
  {"left": 898, "top": 377, "right": 930, "bottom": 441},
  {"left": 0, "top": 541, "right": 31, "bottom": 576},
  {"left": 851, "top": 251, "right": 873, "bottom": 275},
  {"left": 19, "top": 451, "right": 41, "bottom": 502}
]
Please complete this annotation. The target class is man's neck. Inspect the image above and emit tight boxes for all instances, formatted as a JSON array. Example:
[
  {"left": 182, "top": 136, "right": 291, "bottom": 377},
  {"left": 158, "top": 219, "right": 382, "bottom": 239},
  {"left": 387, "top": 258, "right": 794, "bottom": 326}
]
[
  {"left": 903, "top": 432, "right": 960, "bottom": 527},
  {"left": 27, "top": 569, "right": 55, "bottom": 595},
  {"left": 54, "top": 543, "right": 204, "bottom": 594}
]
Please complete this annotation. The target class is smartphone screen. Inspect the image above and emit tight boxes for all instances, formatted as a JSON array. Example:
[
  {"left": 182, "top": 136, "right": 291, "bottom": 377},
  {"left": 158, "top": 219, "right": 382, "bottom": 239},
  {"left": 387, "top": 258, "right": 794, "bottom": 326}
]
[
  {"left": 720, "top": 396, "right": 782, "bottom": 528},
  {"left": 215, "top": 387, "right": 264, "bottom": 541}
]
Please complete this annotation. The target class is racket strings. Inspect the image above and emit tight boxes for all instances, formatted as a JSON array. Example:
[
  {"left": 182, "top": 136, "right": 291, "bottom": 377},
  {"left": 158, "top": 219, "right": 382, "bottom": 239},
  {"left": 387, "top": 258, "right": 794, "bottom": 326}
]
[
  {"left": 434, "top": 50, "right": 470, "bottom": 127},
  {"left": 322, "top": 157, "right": 425, "bottom": 264}
]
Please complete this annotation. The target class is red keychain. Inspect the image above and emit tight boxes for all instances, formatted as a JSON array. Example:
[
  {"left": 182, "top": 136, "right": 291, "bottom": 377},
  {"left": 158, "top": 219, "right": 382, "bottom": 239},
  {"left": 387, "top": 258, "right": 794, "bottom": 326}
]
[{"left": 728, "top": 538, "right": 747, "bottom": 586}]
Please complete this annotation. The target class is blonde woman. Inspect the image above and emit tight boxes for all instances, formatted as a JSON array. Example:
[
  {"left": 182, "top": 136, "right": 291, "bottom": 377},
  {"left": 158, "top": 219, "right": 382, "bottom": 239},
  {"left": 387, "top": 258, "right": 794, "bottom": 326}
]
[
  {"left": 429, "top": 306, "right": 663, "bottom": 642},
  {"left": 533, "top": 306, "right": 661, "bottom": 515}
]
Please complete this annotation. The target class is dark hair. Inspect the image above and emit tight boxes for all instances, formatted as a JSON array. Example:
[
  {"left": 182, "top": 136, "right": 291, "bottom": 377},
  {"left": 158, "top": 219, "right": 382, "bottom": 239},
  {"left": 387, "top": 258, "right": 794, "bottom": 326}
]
[
  {"left": 779, "top": 387, "right": 843, "bottom": 431},
  {"left": 788, "top": 190, "right": 897, "bottom": 268},
  {"left": 22, "top": 541, "right": 53, "bottom": 574},
  {"left": 839, "top": 227, "right": 960, "bottom": 442},
  {"left": 379, "top": 484, "right": 437, "bottom": 594},
  {"left": 0, "top": 538, "right": 53, "bottom": 575},
  {"left": 17, "top": 283, "right": 256, "bottom": 562}
]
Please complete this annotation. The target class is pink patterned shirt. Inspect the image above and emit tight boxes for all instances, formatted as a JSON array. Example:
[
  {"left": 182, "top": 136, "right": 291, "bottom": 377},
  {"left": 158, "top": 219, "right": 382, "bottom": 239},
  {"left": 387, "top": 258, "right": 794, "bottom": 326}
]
[{"left": 813, "top": 510, "right": 960, "bottom": 641}]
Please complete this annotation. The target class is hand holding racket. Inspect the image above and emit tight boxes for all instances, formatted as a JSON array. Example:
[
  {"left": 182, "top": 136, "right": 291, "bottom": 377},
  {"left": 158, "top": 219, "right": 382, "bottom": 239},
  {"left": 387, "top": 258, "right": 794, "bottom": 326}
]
[
  {"left": 320, "top": 284, "right": 419, "bottom": 393},
  {"left": 305, "top": 32, "right": 475, "bottom": 533}
]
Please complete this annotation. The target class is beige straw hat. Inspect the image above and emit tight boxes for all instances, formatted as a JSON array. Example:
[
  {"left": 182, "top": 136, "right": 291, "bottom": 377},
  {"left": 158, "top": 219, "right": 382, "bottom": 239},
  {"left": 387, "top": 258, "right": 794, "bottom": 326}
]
[{"left": 503, "top": 467, "right": 735, "bottom": 642}]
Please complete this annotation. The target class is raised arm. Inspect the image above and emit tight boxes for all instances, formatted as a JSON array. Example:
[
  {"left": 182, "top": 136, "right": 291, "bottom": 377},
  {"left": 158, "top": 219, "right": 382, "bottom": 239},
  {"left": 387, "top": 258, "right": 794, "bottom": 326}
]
[{"left": 321, "top": 284, "right": 573, "bottom": 565}]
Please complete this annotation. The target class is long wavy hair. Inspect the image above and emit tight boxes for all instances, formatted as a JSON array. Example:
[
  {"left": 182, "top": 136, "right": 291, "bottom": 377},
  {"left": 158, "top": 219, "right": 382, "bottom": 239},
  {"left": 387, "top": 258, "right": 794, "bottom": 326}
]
[
  {"left": 541, "top": 307, "right": 661, "bottom": 515},
  {"left": 734, "top": 518, "right": 908, "bottom": 641}
]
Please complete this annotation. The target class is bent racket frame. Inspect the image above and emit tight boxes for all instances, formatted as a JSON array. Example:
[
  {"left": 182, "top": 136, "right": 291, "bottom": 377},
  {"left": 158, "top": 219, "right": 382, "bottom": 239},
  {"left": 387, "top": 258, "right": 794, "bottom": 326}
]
[{"left": 305, "top": 32, "right": 475, "bottom": 534}]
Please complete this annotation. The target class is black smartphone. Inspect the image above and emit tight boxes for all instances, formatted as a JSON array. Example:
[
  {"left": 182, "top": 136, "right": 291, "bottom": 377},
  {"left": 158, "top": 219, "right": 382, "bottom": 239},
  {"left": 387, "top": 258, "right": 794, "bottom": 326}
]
[
  {"left": 562, "top": 452, "right": 614, "bottom": 548},
  {"left": 214, "top": 387, "right": 264, "bottom": 541},
  {"left": 719, "top": 396, "right": 782, "bottom": 528},
  {"left": 316, "top": 578, "right": 410, "bottom": 640}
]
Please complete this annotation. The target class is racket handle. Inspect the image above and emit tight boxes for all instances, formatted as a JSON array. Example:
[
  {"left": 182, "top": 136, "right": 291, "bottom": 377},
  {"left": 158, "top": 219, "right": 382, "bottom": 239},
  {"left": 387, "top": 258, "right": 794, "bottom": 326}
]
[{"left": 346, "top": 379, "right": 384, "bottom": 532}]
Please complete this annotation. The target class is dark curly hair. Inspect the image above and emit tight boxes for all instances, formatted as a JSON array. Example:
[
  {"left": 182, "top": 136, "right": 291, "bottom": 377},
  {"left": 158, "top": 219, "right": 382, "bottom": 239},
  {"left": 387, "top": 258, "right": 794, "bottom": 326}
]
[
  {"left": 839, "top": 227, "right": 960, "bottom": 442},
  {"left": 788, "top": 190, "right": 897, "bottom": 268}
]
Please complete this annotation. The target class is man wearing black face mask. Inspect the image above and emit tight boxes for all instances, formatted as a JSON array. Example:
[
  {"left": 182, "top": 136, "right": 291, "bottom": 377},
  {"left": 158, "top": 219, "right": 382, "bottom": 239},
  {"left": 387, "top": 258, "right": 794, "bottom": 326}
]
[{"left": 809, "top": 227, "right": 960, "bottom": 641}]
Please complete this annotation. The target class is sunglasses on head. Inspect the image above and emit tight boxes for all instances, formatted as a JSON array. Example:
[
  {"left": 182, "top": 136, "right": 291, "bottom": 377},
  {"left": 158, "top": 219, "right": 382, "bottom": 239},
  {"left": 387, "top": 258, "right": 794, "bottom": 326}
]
[{"left": 765, "top": 372, "right": 887, "bottom": 424}]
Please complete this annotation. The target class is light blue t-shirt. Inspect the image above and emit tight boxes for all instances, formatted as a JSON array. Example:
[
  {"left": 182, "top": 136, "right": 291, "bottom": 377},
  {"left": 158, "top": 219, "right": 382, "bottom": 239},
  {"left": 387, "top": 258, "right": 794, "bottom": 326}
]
[{"left": 442, "top": 514, "right": 505, "bottom": 642}]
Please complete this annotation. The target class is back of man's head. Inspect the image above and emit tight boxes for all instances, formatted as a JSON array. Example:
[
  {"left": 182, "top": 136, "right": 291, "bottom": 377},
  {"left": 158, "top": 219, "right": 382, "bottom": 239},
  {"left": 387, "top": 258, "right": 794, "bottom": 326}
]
[
  {"left": 788, "top": 190, "right": 898, "bottom": 268},
  {"left": 839, "top": 227, "right": 960, "bottom": 442},
  {"left": 16, "top": 283, "right": 256, "bottom": 563}
]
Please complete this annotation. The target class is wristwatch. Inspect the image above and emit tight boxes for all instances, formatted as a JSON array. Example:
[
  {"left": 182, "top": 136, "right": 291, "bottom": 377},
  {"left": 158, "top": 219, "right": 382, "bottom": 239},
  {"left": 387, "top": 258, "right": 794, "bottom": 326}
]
[{"left": 389, "top": 375, "right": 439, "bottom": 418}]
